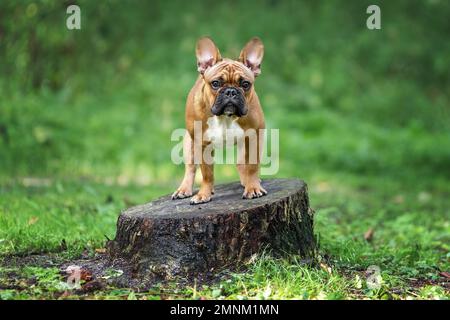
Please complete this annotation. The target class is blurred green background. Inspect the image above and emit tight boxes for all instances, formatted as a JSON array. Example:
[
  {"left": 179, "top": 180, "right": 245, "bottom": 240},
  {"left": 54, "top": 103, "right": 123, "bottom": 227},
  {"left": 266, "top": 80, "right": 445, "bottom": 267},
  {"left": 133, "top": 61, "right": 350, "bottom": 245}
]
[
  {"left": 1, "top": 0, "right": 449, "bottom": 181},
  {"left": 0, "top": 0, "right": 449, "bottom": 299}
]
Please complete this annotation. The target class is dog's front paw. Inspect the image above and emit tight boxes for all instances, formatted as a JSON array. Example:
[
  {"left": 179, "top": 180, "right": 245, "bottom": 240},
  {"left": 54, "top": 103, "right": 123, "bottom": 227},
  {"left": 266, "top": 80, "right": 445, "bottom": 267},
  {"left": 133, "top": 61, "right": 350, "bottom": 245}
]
[
  {"left": 190, "top": 192, "right": 212, "bottom": 205},
  {"left": 242, "top": 184, "right": 267, "bottom": 199},
  {"left": 171, "top": 187, "right": 193, "bottom": 200}
]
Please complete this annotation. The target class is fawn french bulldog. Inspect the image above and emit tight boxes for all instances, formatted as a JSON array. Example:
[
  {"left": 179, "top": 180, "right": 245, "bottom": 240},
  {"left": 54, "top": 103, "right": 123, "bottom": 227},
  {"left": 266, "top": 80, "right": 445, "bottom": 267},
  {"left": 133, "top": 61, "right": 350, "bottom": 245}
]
[{"left": 172, "top": 37, "right": 267, "bottom": 204}]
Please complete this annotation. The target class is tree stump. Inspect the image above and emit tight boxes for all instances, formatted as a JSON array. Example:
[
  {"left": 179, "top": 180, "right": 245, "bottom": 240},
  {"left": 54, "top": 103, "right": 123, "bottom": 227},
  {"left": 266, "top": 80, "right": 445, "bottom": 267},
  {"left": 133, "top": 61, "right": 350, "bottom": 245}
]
[{"left": 106, "top": 178, "right": 316, "bottom": 281}]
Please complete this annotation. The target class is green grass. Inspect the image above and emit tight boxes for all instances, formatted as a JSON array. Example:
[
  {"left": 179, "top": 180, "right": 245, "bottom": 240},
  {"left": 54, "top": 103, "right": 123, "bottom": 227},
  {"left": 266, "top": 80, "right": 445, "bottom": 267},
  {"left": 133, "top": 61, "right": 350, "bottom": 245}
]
[
  {"left": 0, "top": 181, "right": 171, "bottom": 257},
  {"left": 0, "top": 0, "right": 449, "bottom": 300},
  {"left": 1, "top": 172, "right": 448, "bottom": 299}
]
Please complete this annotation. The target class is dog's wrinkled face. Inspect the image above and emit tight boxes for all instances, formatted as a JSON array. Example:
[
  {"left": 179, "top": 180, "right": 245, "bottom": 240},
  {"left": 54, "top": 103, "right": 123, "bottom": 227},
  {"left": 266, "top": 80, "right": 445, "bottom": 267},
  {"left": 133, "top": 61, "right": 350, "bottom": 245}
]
[
  {"left": 205, "top": 60, "right": 253, "bottom": 117},
  {"left": 196, "top": 37, "right": 264, "bottom": 117}
]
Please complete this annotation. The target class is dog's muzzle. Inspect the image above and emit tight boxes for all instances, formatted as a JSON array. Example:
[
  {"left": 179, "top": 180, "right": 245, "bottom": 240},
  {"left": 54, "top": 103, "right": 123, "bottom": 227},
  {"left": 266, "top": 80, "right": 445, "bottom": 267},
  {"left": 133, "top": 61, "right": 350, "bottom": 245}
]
[{"left": 211, "top": 87, "right": 247, "bottom": 117}]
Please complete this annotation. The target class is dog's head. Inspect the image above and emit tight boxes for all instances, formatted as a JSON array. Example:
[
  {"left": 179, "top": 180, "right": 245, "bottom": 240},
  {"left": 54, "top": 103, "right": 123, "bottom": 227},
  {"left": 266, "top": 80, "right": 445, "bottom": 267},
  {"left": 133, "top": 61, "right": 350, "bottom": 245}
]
[{"left": 196, "top": 37, "right": 264, "bottom": 117}]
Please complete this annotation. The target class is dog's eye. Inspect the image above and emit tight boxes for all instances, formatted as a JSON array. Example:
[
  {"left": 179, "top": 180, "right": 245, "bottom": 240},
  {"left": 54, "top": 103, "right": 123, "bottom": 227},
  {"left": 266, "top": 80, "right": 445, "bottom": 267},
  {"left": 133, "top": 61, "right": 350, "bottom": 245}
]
[
  {"left": 211, "top": 80, "right": 221, "bottom": 90},
  {"left": 241, "top": 80, "right": 251, "bottom": 90}
]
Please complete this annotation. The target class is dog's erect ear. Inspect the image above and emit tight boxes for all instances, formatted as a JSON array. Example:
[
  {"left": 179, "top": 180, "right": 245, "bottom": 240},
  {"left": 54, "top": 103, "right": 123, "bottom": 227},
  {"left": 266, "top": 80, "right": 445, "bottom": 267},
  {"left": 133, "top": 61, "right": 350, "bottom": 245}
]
[
  {"left": 196, "top": 37, "right": 222, "bottom": 75},
  {"left": 239, "top": 37, "right": 264, "bottom": 77}
]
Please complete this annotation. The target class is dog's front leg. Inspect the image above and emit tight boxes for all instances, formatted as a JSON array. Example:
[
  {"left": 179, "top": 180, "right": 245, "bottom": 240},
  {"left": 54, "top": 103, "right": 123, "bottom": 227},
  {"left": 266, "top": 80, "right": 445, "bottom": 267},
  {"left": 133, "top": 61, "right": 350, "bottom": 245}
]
[
  {"left": 190, "top": 144, "right": 214, "bottom": 204},
  {"left": 241, "top": 135, "right": 267, "bottom": 199},
  {"left": 242, "top": 164, "right": 266, "bottom": 199},
  {"left": 172, "top": 132, "right": 197, "bottom": 199}
]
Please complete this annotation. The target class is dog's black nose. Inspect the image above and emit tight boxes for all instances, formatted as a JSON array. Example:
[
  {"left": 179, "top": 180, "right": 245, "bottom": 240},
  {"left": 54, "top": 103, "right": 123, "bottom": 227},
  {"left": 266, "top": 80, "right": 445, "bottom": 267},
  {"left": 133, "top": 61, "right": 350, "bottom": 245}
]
[{"left": 223, "top": 87, "right": 238, "bottom": 98}]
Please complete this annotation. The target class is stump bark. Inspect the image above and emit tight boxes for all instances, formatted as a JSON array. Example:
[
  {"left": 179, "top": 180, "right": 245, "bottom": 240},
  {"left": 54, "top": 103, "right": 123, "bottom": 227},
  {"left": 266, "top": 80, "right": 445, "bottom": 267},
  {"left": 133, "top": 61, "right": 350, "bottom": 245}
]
[{"left": 106, "top": 178, "right": 316, "bottom": 281}]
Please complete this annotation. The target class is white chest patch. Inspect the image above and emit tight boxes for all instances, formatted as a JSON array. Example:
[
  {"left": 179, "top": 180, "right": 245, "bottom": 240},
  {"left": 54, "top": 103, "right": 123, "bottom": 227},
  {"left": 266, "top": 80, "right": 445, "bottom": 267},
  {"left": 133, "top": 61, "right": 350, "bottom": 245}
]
[{"left": 205, "top": 116, "right": 244, "bottom": 148}]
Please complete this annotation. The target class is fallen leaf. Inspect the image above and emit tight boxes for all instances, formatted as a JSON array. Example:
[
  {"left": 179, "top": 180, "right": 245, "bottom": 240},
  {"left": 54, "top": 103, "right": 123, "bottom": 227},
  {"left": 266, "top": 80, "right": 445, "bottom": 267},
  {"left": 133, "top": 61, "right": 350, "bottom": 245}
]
[
  {"left": 439, "top": 271, "right": 450, "bottom": 279},
  {"left": 263, "top": 286, "right": 272, "bottom": 299},
  {"left": 27, "top": 216, "right": 39, "bottom": 225},
  {"left": 364, "top": 228, "right": 375, "bottom": 242},
  {"left": 80, "top": 279, "right": 105, "bottom": 293},
  {"left": 65, "top": 265, "right": 92, "bottom": 282},
  {"left": 393, "top": 195, "right": 404, "bottom": 204},
  {"left": 319, "top": 262, "right": 332, "bottom": 274},
  {"left": 95, "top": 248, "right": 106, "bottom": 254},
  {"left": 80, "top": 269, "right": 93, "bottom": 282},
  {"left": 316, "top": 181, "right": 331, "bottom": 193}
]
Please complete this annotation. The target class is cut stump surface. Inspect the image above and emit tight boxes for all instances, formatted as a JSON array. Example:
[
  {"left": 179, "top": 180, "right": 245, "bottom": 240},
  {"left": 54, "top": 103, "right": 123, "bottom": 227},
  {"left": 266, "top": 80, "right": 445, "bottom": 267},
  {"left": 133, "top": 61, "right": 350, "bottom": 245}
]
[{"left": 107, "top": 178, "right": 316, "bottom": 281}]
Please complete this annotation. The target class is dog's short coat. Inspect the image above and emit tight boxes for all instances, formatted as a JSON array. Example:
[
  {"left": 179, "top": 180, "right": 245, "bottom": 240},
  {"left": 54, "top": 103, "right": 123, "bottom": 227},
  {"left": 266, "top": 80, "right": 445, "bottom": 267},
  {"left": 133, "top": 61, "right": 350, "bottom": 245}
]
[{"left": 172, "top": 37, "right": 266, "bottom": 204}]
